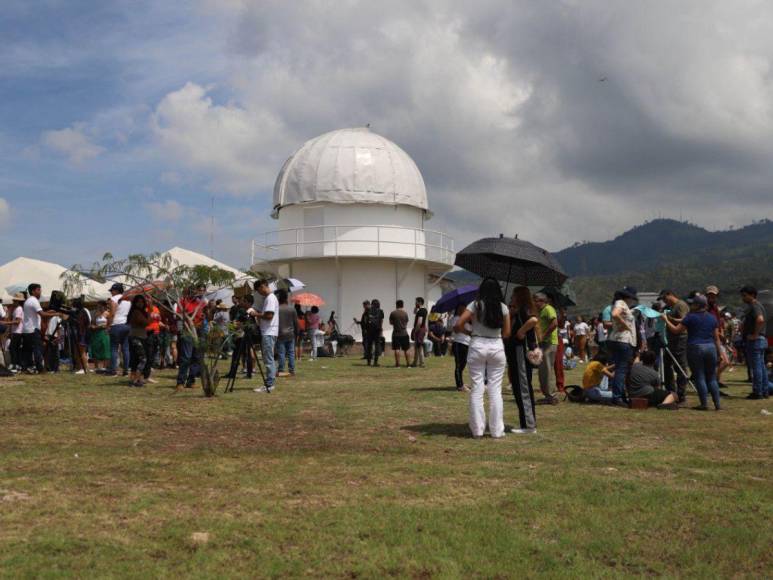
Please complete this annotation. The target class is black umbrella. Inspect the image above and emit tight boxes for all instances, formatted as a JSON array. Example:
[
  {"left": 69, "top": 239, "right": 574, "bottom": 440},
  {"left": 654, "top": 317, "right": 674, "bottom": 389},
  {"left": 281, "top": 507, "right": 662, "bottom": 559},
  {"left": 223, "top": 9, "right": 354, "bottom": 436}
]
[
  {"left": 539, "top": 285, "right": 576, "bottom": 308},
  {"left": 454, "top": 235, "right": 568, "bottom": 293}
]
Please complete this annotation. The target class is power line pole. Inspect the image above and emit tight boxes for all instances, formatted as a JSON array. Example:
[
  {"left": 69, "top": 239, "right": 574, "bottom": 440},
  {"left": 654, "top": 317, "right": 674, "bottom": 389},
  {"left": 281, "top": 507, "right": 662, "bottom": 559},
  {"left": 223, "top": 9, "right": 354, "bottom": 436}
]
[{"left": 210, "top": 196, "right": 215, "bottom": 258}]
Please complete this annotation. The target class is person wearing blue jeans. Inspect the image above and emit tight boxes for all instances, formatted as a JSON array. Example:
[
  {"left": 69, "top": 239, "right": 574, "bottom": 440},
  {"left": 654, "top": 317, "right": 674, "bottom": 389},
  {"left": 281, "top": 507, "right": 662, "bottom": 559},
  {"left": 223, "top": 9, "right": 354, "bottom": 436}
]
[
  {"left": 607, "top": 340, "right": 632, "bottom": 400},
  {"left": 252, "top": 279, "right": 279, "bottom": 392},
  {"left": 176, "top": 333, "right": 201, "bottom": 389},
  {"left": 108, "top": 323, "right": 130, "bottom": 375},
  {"left": 740, "top": 285, "right": 769, "bottom": 399},
  {"left": 664, "top": 293, "right": 728, "bottom": 410},
  {"left": 607, "top": 287, "right": 639, "bottom": 406},
  {"left": 686, "top": 342, "right": 721, "bottom": 410},
  {"left": 276, "top": 338, "right": 295, "bottom": 375},
  {"left": 274, "top": 289, "right": 298, "bottom": 377}
]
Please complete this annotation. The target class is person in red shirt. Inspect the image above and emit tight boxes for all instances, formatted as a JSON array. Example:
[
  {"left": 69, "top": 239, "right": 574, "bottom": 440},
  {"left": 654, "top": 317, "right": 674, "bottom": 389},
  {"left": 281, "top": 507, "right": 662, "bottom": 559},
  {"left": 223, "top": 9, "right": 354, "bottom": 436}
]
[
  {"left": 144, "top": 298, "right": 164, "bottom": 383},
  {"left": 175, "top": 287, "right": 207, "bottom": 390}
]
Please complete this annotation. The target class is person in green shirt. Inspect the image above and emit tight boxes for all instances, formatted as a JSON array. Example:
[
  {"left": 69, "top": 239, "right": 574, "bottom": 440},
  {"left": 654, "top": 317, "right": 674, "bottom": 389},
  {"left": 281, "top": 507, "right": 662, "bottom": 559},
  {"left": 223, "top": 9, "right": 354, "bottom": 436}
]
[{"left": 534, "top": 292, "right": 559, "bottom": 404}]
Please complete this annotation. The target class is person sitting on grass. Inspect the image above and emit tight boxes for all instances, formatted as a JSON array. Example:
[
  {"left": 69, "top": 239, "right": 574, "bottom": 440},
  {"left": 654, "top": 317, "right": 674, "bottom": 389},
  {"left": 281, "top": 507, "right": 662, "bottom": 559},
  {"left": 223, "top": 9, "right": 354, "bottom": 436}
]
[
  {"left": 582, "top": 351, "right": 615, "bottom": 403},
  {"left": 628, "top": 350, "right": 679, "bottom": 409}
]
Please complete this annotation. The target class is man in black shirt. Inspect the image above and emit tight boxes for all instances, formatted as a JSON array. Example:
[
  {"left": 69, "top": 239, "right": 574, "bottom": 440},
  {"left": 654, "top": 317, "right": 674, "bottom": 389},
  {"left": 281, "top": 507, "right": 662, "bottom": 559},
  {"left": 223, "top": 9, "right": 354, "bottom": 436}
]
[
  {"left": 354, "top": 300, "right": 370, "bottom": 360},
  {"left": 363, "top": 299, "right": 384, "bottom": 367},
  {"left": 741, "top": 285, "right": 769, "bottom": 399}
]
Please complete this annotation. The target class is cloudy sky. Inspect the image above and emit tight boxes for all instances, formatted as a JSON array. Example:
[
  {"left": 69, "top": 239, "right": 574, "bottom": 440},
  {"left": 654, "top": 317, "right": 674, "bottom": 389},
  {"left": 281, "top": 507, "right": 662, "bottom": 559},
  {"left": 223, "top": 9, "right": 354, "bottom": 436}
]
[{"left": 1, "top": 0, "right": 772, "bottom": 268}]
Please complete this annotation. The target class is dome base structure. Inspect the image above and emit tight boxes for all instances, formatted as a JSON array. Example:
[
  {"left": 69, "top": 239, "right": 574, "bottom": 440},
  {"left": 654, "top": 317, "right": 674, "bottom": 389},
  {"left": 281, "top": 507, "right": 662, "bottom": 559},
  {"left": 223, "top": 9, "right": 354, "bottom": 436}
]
[{"left": 268, "top": 257, "right": 450, "bottom": 342}]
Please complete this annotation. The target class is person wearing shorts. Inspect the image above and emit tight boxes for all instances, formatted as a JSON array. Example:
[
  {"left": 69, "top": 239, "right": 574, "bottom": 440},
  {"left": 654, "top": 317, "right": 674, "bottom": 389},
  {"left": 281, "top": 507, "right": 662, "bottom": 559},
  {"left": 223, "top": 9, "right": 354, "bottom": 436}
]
[{"left": 389, "top": 300, "right": 411, "bottom": 367}]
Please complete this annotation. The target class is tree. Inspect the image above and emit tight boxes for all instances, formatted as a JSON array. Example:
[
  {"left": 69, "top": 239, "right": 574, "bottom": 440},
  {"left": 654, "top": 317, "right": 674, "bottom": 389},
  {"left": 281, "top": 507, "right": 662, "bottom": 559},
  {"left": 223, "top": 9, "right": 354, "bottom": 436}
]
[{"left": 63, "top": 252, "right": 254, "bottom": 397}]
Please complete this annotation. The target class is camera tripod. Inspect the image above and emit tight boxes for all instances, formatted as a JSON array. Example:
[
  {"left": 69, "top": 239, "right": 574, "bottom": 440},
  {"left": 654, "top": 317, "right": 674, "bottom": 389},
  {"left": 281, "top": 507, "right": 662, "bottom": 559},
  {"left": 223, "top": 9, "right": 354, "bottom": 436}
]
[
  {"left": 224, "top": 332, "right": 268, "bottom": 393},
  {"left": 660, "top": 346, "right": 697, "bottom": 394}
]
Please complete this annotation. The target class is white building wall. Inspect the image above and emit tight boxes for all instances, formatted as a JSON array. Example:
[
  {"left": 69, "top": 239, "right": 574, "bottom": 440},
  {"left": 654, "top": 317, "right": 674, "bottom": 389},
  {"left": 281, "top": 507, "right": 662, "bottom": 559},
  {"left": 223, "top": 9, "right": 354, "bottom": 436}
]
[{"left": 287, "top": 257, "right": 434, "bottom": 342}]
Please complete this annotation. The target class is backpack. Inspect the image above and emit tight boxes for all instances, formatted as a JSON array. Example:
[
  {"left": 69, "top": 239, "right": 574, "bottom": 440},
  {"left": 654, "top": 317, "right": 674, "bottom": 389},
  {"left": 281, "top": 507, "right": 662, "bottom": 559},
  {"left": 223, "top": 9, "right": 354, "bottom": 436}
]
[{"left": 365, "top": 306, "right": 382, "bottom": 332}]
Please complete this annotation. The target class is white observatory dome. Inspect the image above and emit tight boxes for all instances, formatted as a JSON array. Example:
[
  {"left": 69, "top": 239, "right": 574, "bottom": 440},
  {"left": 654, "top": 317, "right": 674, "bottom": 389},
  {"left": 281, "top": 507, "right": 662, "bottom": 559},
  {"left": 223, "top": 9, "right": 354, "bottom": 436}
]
[{"left": 272, "top": 127, "right": 429, "bottom": 218}]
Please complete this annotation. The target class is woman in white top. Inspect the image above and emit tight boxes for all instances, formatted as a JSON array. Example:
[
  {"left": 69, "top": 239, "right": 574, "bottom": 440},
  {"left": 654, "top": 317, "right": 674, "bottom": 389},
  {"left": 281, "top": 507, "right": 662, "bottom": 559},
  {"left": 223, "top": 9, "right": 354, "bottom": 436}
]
[
  {"left": 607, "top": 287, "right": 638, "bottom": 405},
  {"left": 450, "top": 304, "right": 472, "bottom": 392},
  {"left": 454, "top": 277, "right": 511, "bottom": 438},
  {"left": 573, "top": 316, "right": 590, "bottom": 362}
]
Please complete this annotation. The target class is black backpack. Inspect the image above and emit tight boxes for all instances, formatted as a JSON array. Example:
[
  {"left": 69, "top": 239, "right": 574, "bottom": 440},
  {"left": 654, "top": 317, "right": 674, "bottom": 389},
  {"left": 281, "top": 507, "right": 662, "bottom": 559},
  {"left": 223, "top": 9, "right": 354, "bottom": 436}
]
[{"left": 365, "top": 306, "right": 382, "bottom": 332}]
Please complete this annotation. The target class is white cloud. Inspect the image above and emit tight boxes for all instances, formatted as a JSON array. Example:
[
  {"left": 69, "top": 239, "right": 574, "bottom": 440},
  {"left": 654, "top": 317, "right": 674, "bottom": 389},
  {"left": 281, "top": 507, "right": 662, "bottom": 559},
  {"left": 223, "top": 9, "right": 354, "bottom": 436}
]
[
  {"left": 42, "top": 124, "right": 105, "bottom": 164},
  {"left": 151, "top": 82, "right": 291, "bottom": 195},
  {"left": 0, "top": 197, "right": 9, "bottom": 227},
  {"left": 144, "top": 199, "right": 185, "bottom": 223}
]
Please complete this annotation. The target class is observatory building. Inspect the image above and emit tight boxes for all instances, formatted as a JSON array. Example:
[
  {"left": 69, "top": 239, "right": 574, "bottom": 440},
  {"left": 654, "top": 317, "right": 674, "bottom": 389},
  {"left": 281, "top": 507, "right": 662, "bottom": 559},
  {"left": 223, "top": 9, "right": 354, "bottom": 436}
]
[{"left": 252, "top": 127, "right": 455, "bottom": 340}]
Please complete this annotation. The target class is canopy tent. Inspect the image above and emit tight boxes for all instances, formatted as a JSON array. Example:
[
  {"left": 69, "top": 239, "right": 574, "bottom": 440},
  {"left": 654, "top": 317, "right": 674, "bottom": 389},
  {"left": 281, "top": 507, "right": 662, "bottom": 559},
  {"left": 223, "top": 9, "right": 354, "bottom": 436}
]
[
  {"left": 161, "top": 247, "right": 248, "bottom": 279},
  {"left": 0, "top": 257, "right": 111, "bottom": 304}
]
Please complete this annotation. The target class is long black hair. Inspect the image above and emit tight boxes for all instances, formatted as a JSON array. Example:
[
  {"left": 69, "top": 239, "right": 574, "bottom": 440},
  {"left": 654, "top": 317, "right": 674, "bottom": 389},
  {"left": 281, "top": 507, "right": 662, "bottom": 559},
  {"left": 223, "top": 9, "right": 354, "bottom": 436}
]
[
  {"left": 128, "top": 294, "right": 147, "bottom": 319},
  {"left": 476, "top": 277, "right": 504, "bottom": 329}
]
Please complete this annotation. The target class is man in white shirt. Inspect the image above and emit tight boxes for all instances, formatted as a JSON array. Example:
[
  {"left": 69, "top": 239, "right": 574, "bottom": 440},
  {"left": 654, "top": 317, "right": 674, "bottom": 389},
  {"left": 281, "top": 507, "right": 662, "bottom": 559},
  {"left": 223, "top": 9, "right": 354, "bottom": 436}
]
[
  {"left": 8, "top": 293, "right": 25, "bottom": 371},
  {"left": 250, "top": 279, "right": 278, "bottom": 392},
  {"left": 22, "top": 284, "right": 56, "bottom": 373}
]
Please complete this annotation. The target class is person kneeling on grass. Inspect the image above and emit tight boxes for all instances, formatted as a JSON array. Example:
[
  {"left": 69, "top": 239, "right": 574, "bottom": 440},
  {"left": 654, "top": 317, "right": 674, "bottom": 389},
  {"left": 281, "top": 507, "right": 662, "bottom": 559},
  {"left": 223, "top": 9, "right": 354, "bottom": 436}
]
[
  {"left": 628, "top": 350, "right": 679, "bottom": 409},
  {"left": 582, "top": 351, "right": 615, "bottom": 403}
]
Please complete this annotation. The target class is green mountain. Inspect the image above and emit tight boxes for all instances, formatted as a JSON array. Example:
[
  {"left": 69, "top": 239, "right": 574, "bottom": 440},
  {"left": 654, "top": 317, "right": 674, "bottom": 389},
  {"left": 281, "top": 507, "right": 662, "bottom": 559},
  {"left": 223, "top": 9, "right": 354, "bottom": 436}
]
[{"left": 555, "top": 219, "right": 773, "bottom": 313}]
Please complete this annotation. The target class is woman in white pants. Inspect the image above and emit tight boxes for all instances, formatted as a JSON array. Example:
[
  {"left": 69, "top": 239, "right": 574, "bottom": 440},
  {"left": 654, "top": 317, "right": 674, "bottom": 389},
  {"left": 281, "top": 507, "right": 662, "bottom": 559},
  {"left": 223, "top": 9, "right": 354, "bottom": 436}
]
[{"left": 454, "top": 277, "right": 511, "bottom": 438}]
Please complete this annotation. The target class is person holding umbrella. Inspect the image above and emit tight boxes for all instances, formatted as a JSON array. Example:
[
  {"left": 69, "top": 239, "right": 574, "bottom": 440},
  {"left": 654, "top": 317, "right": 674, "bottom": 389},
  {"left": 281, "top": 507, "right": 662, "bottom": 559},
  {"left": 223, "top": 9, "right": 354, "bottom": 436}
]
[{"left": 454, "top": 277, "right": 511, "bottom": 439}]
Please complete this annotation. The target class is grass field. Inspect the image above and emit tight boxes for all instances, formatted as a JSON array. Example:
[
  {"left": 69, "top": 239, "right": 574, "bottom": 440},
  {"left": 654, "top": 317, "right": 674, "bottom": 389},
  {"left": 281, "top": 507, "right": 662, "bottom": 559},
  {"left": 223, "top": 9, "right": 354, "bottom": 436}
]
[{"left": 1, "top": 354, "right": 772, "bottom": 578}]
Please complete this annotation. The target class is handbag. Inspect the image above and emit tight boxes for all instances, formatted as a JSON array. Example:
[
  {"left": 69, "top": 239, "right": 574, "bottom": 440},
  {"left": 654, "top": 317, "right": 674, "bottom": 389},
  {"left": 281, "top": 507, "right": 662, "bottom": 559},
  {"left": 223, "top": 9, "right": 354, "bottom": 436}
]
[{"left": 526, "top": 346, "right": 543, "bottom": 366}]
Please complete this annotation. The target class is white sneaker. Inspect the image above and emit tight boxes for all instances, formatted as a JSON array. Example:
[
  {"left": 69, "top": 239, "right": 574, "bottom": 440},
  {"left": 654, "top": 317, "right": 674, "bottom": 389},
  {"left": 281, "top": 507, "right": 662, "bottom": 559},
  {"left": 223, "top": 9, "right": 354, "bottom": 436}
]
[
  {"left": 74, "top": 370, "right": 85, "bottom": 375},
  {"left": 253, "top": 387, "right": 272, "bottom": 393},
  {"left": 510, "top": 428, "right": 537, "bottom": 434}
]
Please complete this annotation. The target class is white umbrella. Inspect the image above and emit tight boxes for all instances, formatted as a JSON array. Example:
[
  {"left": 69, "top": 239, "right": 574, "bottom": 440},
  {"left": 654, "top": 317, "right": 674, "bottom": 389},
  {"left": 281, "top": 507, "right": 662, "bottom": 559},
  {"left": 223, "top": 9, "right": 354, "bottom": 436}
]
[{"left": 269, "top": 278, "right": 306, "bottom": 293}]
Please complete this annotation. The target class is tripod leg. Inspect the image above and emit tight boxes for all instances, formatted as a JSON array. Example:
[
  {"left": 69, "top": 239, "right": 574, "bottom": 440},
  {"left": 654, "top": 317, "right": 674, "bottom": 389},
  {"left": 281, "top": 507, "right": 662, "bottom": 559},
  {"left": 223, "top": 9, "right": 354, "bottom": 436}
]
[{"left": 664, "top": 347, "right": 696, "bottom": 393}]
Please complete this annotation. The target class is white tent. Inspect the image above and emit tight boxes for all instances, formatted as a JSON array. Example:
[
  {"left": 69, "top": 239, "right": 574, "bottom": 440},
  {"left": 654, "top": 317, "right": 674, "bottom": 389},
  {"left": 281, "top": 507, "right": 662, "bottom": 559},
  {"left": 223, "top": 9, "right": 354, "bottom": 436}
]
[
  {"left": 0, "top": 257, "right": 112, "bottom": 304},
  {"left": 162, "top": 247, "right": 248, "bottom": 279}
]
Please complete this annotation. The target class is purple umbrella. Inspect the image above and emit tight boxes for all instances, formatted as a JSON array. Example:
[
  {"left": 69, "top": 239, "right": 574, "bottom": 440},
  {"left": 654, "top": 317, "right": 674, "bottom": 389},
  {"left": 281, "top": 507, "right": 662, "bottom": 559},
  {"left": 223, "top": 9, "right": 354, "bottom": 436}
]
[{"left": 433, "top": 284, "right": 479, "bottom": 314}]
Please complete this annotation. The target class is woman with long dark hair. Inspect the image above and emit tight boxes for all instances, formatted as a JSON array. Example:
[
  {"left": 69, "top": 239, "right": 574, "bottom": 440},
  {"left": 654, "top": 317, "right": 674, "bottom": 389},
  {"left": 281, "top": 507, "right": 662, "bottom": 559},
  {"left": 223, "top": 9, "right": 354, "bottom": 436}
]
[
  {"left": 505, "top": 286, "right": 539, "bottom": 433},
  {"left": 454, "top": 277, "right": 511, "bottom": 438},
  {"left": 127, "top": 295, "right": 150, "bottom": 387}
]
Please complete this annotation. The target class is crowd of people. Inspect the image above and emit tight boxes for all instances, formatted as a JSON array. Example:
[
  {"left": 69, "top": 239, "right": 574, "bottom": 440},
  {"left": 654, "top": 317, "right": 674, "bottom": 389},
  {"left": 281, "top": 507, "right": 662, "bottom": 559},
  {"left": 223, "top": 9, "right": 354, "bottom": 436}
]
[
  {"left": 1, "top": 277, "right": 771, "bottom": 439},
  {"left": 0, "top": 280, "right": 345, "bottom": 392}
]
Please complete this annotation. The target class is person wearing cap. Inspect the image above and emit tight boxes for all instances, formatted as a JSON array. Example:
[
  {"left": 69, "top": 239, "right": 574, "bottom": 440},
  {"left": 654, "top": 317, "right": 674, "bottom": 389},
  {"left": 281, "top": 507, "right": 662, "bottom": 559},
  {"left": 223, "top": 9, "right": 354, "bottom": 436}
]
[
  {"left": 740, "top": 285, "right": 769, "bottom": 399},
  {"left": 659, "top": 289, "right": 690, "bottom": 403},
  {"left": 606, "top": 287, "right": 639, "bottom": 406},
  {"left": 106, "top": 282, "right": 132, "bottom": 376},
  {"left": 663, "top": 293, "right": 727, "bottom": 410}
]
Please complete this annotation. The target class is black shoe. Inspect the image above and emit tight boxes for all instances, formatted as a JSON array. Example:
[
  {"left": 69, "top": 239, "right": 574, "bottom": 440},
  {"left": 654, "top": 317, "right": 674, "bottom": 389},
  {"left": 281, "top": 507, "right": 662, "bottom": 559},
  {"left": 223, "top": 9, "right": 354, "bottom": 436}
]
[
  {"left": 657, "top": 402, "right": 679, "bottom": 410},
  {"left": 611, "top": 398, "right": 629, "bottom": 408},
  {"left": 692, "top": 405, "right": 709, "bottom": 411},
  {"left": 746, "top": 393, "right": 764, "bottom": 400}
]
